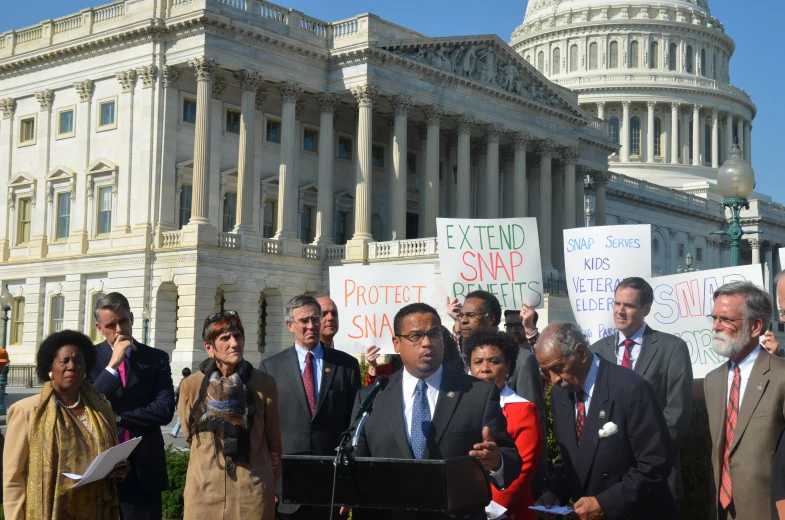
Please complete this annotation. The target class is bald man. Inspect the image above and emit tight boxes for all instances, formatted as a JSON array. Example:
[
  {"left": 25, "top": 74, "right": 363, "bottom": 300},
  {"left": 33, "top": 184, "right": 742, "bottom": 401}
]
[{"left": 316, "top": 296, "right": 340, "bottom": 349}]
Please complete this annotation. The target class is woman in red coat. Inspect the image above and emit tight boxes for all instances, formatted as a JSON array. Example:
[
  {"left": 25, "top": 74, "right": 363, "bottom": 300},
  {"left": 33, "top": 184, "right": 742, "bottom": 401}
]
[{"left": 465, "top": 329, "right": 543, "bottom": 520}]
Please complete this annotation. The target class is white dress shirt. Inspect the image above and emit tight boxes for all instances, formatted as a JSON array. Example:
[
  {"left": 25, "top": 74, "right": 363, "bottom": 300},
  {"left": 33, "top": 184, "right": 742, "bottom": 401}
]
[
  {"left": 575, "top": 353, "right": 600, "bottom": 419},
  {"left": 295, "top": 342, "right": 324, "bottom": 398},
  {"left": 615, "top": 324, "right": 647, "bottom": 369},
  {"left": 726, "top": 345, "right": 762, "bottom": 407}
]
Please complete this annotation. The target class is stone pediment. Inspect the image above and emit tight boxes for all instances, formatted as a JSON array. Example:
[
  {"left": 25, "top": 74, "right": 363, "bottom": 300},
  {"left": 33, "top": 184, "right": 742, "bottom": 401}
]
[
  {"left": 9, "top": 172, "right": 36, "bottom": 188},
  {"left": 87, "top": 158, "right": 118, "bottom": 174},
  {"left": 47, "top": 165, "right": 77, "bottom": 182},
  {"left": 378, "top": 36, "right": 583, "bottom": 118}
]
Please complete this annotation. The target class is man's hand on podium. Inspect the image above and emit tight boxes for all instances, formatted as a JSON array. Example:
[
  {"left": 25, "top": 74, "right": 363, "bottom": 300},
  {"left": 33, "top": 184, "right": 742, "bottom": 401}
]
[{"left": 469, "top": 426, "right": 501, "bottom": 471}]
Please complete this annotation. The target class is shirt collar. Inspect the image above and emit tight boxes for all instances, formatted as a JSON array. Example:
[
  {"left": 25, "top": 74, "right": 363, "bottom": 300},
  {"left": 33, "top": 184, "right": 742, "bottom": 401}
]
[
  {"left": 402, "top": 364, "right": 443, "bottom": 397},
  {"left": 500, "top": 384, "right": 528, "bottom": 406},
  {"left": 295, "top": 342, "right": 324, "bottom": 360},
  {"left": 581, "top": 353, "right": 600, "bottom": 398},
  {"left": 618, "top": 324, "right": 647, "bottom": 346},
  {"left": 730, "top": 344, "right": 762, "bottom": 371}
]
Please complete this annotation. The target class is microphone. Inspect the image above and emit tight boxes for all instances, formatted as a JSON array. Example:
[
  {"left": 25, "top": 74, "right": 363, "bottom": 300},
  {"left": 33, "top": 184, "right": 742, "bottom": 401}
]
[{"left": 351, "top": 375, "right": 389, "bottom": 448}]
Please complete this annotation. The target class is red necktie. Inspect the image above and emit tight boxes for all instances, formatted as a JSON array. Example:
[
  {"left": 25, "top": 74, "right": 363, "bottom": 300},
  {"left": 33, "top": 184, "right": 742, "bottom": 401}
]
[
  {"left": 621, "top": 339, "right": 635, "bottom": 369},
  {"left": 720, "top": 365, "right": 741, "bottom": 509},
  {"left": 303, "top": 352, "right": 317, "bottom": 416},
  {"left": 575, "top": 390, "right": 586, "bottom": 444},
  {"left": 118, "top": 360, "right": 131, "bottom": 442}
]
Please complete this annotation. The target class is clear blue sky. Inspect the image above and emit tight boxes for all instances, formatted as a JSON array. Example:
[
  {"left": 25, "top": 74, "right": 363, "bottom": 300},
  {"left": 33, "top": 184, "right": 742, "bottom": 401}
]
[{"left": 3, "top": 0, "right": 783, "bottom": 202}]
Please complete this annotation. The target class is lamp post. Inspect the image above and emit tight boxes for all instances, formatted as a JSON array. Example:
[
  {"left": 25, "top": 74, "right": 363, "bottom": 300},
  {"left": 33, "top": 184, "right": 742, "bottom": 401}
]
[
  {"left": 0, "top": 284, "right": 14, "bottom": 415},
  {"left": 677, "top": 252, "right": 697, "bottom": 273},
  {"left": 142, "top": 305, "right": 151, "bottom": 345},
  {"left": 710, "top": 140, "right": 761, "bottom": 266}
]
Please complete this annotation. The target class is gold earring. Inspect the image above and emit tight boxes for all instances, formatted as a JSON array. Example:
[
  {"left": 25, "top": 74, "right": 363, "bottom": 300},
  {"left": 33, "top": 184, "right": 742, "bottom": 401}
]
[{"left": 208, "top": 352, "right": 215, "bottom": 358}]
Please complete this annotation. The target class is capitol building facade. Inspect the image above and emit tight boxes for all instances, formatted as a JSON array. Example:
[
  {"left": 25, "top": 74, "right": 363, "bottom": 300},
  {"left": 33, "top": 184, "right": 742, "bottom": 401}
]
[{"left": 0, "top": 0, "right": 782, "bottom": 368}]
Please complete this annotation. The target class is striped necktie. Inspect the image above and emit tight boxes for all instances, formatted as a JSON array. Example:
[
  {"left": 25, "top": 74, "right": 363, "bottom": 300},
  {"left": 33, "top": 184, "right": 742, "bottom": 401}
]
[{"left": 720, "top": 364, "right": 741, "bottom": 509}]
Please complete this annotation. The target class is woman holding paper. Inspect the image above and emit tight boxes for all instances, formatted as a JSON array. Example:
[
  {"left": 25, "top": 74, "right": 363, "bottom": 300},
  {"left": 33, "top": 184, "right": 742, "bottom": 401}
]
[
  {"left": 466, "top": 329, "right": 542, "bottom": 520},
  {"left": 3, "top": 329, "right": 129, "bottom": 520},
  {"left": 179, "top": 311, "right": 282, "bottom": 519}
]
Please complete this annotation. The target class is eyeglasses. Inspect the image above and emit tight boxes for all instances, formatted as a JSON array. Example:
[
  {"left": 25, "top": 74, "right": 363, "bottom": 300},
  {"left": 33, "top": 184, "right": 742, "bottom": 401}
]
[
  {"left": 291, "top": 317, "right": 321, "bottom": 328},
  {"left": 779, "top": 309, "right": 785, "bottom": 319},
  {"left": 202, "top": 311, "right": 240, "bottom": 336},
  {"left": 706, "top": 314, "right": 746, "bottom": 330},
  {"left": 504, "top": 323, "right": 524, "bottom": 330},
  {"left": 396, "top": 328, "right": 443, "bottom": 345},
  {"left": 457, "top": 312, "right": 488, "bottom": 321}
]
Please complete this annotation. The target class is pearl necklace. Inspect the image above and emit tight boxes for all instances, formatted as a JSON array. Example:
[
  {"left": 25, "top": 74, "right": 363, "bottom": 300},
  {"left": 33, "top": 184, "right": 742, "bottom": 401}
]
[{"left": 55, "top": 392, "right": 82, "bottom": 410}]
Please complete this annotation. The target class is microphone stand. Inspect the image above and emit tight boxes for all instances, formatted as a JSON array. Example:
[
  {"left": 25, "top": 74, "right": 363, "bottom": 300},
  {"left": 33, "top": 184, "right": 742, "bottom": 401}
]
[{"left": 328, "top": 418, "right": 360, "bottom": 520}]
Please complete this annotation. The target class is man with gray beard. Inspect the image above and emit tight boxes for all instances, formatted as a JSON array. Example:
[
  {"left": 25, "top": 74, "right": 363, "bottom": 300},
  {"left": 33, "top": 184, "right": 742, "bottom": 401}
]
[{"left": 704, "top": 281, "right": 785, "bottom": 520}]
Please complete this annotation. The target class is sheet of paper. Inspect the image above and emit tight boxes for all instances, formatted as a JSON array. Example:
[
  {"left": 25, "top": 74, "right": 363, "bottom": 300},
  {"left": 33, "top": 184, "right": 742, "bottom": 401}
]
[
  {"left": 485, "top": 500, "right": 507, "bottom": 519},
  {"left": 63, "top": 436, "right": 142, "bottom": 488},
  {"left": 529, "top": 505, "right": 575, "bottom": 515}
]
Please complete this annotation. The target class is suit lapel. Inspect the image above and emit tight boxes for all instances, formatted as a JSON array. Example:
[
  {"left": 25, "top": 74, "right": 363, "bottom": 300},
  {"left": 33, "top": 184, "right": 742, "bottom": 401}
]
[
  {"left": 124, "top": 340, "right": 142, "bottom": 389},
  {"left": 576, "top": 359, "right": 611, "bottom": 486},
  {"left": 730, "top": 352, "right": 771, "bottom": 453},
  {"left": 285, "top": 347, "right": 312, "bottom": 418},
  {"left": 556, "top": 387, "right": 580, "bottom": 466},
  {"left": 423, "top": 368, "right": 462, "bottom": 458},
  {"left": 314, "top": 344, "right": 335, "bottom": 416},
  {"left": 633, "top": 326, "right": 659, "bottom": 377},
  {"left": 381, "top": 371, "right": 413, "bottom": 458},
  {"left": 706, "top": 363, "right": 729, "bottom": 490}
]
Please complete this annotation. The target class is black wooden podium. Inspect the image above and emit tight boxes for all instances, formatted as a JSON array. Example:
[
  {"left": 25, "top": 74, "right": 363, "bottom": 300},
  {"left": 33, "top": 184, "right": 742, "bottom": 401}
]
[{"left": 282, "top": 454, "right": 491, "bottom": 514}]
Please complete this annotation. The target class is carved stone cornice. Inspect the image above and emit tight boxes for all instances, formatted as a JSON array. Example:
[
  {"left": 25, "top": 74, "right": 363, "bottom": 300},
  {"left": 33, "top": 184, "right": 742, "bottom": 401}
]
[
  {"left": 669, "top": 229, "right": 678, "bottom": 239},
  {"left": 137, "top": 65, "right": 158, "bottom": 89},
  {"left": 350, "top": 85, "right": 379, "bottom": 107},
  {"left": 189, "top": 56, "right": 219, "bottom": 82},
  {"left": 0, "top": 99, "right": 15, "bottom": 119},
  {"left": 212, "top": 78, "right": 227, "bottom": 99},
  {"left": 35, "top": 89, "right": 54, "bottom": 111},
  {"left": 749, "top": 238, "right": 762, "bottom": 248},
  {"left": 162, "top": 65, "right": 182, "bottom": 89},
  {"left": 455, "top": 115, "right": 474, "bottom": 135},
  {"left": 233, "top": 70, "right": 263, "bottom": 92},
  {"left": 561, "top": 147, "right": 582, "bottom": 164},
  {"left": 317, "top": 92, "right": 337, "bottom": 114},
  {"left": 255, "top": 90, "right": 268, "bottom": 111},
  {"left": 74, "top": 80, "right": 94, "bottom": 102},
  {"left": 538, "top": 139, "right": 559, "bottom": 155},
  {"left": 646, "top": 100, "right": 656, "bottom": 109},
  {"left": 687, "top": 233, "right": 696, "bottom": 243},
  {"left": 513, "top": 132, "right": 533, "bottom": 151},
  {"left": 279, "top": 82, "right": 303, "bottom": 105},
  {"left": 485, "top": 123, "right": 505, "bottom": 143},
  {"left": 671, "top": 102, "right": 681, "bottom": 110},
  {"left": 621, "top": 101, "right": 631, "bottom": 109},
  {"left": 425, "top": 105, "right": 447, "bottom": 126},
  {"left": 392, "top": 95, "right": 415, "bottom": 117},
  {"left": 115, "top": 70, "right": 137, "bottom": 93},
  {"left": 591, "top": 170, "right": 611, "bottom": 187}
]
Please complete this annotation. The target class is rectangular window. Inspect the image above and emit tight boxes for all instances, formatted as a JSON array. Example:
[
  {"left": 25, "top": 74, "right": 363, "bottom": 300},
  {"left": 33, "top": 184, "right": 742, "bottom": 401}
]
[
  {"left": 17, "top": 197, "right": 32, "bottom": 244},
  {"left": 263, "top": 200, "right": 277, "bottom": 238},
  {"left": 303, "top": 128, "right": 319, "bottom": 152},
  {"left": 338, "top": 136, "right": 353, "bottom": 160},
  {"left": 99, "top": 100, "right": 116, "bottom": 128},
  {"left": 653, "top": 118, "right": 662, "bottom": 157},
  {"left": 407, "top": 153, "right": 417, "bottom": 175},
  {"left": 371, "top": 145, "right": 385, "bottom": 168},
  {"left": 226, "top": 109, "right": 241, "bottom": 134},
  {"left": 223, "top": 192, "right": 237, "bottom": 232},
  {"left": 20, "top": 117, "right": 35, "bottom": 144},
  {"left": 90, "top": 292, "right": 105, "bottom": 342},
  {"left": 334, "top": 211, "right": 348, "bottom": 245},
  {"left": 183, "top": 98, "right": 197, "bottom": 124},
  {"left": 10, "top": 297, "right": 24, "bottom": 344},
  {"left": 56, "top": 192, "right": 71, "bottom": 240},
  {"left": 266, "top": 119, "right": 281, "bottom": 143},
  {"left": 50, "top": 295, "right": 65, "bottom": 334},
  {"left": 179, "top": 184, "right": 192, "bottom": 229},
  {"left": 677, "top": 242, "right": 685, "bottom": 258},
  {"left": 696, "top": 247, "right": 703, "bottom": 263},
  {"left": 97, "top": 186, "right": 113, "bottom": 235},
  {"left": 58, "top": 109, "right": 74, "bottom": 137},
  {"left": 300, "top": 205, "right": 313, "bottom": 243}
]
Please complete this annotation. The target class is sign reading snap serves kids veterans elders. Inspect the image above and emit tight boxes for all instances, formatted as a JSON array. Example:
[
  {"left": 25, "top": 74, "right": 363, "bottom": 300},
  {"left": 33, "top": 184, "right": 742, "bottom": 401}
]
[
  {"left": 436, "top": 217, "right": 544, "bottom": 308},
  {"left": 647, "top": 264, "right": 763, "bottom": 379},
  {"left": 329, "top": 264, "right": 436, "bottom": 354},
  {"left": 564, "top": 225, "right": 652, "bottom": 343}
]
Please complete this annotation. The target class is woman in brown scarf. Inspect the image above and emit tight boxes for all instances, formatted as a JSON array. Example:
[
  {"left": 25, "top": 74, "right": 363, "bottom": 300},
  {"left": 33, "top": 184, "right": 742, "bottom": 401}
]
[
  {"left": 179, "top": 311, "right": 282, "bottom": 519},
  {"left": 3, "top": 330, "right": 129, "bottom": 520}
]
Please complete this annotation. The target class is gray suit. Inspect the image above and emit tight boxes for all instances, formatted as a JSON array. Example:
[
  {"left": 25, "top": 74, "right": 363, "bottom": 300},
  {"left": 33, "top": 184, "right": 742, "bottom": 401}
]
[{"left": 593, "top": 325, "right": 693, "bottom": 498}]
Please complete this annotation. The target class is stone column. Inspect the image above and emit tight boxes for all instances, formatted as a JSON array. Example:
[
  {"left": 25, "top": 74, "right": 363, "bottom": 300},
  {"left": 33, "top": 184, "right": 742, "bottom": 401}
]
[
  {"left": 274, "top": 82, "right": 302, "bottom": 244},
  {"left": 423, "top": 106, "right": 445, "bottom": 237},
  {"left": 593, "top": 171, "right": 610, "bottom": 226},
  {"left": 743, "top": 121, "right": 751, "bottom": 163},
  {"left": 750, "top": 238, "right": 761, "bottom": 265},
  {"left": 736, "top": 117, "right": 745, "bottom": 155},
  {"left": 711, "top": 107, "right": 719, "bottom": 168},
  {"left": 725, "top": 113, "right": 734, "bottom": 163},
  {"left": 576, "top": 166, "right": 586, "bottom": 227},
  {"left": 512, "top": 133, "right": 530, "bottom": 218},
  {"left": 0, "top": 99, "right": 14, "bottom": 261},
  {"left": 621, "top": 101, "right": 631, "bottom": 162},
  {"left": 417, "top": 124, "right": 428, "bottom": 237},
  {"left": 646, "top": 101, "right": 655, "bottom": 163},
  {"left": 345, "top": 85, "right": 379, "bottom": 261},
  {"left": 70, "top": 82, "right": 92, "bottom": 253},
  {"left": 455, "top": 116, "right": 473, "bottom": 218},
  {"left": 597, "top": 101, "right": 605, "bottom": 120},
  {"left": 484, "top": 124, "right": 503, "bottom": 219},
  {"left": 232, "top": 70, "right": 263, "bottom": 243},
  {"left": 314, "top": 93, "right": 337, "bottom": 244},
  {"left": 692, "top": 105, "right": 701, "bottom": 166},
  {"left": 476, "top": 141, "right": 488, "bottom": 218},
  {"left": 445, "top": 132, "right": 458, "bottom": 218},
  {"left": 671, "top": 102, "right": 680, "bottom": 164},
  {"left": 562, "top": 148, "right": 580, "bottom": 230},
  {"left": 538, "top": 140, "right": 557, "bottom": 271}
]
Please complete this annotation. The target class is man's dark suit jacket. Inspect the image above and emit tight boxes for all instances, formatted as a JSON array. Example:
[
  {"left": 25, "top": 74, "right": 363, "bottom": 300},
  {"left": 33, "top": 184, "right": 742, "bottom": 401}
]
[
  {"left": 549, "top": 356, "right": 678, "bottom": 520},
  {"left": 90, "top": 340, "right": 176, "bottom": 497},
  {"left": 592, "top": 325, "right": 693, "bottom": 498},
  {"left": 351, "top": 366, "right": 523, "bottom": 520},
  {"left": 259, "top": 344, "right": 361, "bottom": 514}
]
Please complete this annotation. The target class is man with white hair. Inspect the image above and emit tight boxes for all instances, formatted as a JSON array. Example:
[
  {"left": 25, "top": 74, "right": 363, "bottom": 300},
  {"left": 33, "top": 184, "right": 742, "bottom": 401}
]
[{"left": 704, "top": 281, "right": 785, "bottom": 520}]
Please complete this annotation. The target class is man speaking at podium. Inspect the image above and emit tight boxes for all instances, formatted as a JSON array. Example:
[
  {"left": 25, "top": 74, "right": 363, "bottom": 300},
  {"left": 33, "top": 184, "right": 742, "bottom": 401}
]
[{"left": 351, "top": 302, "right": 522, "bottom": 520}]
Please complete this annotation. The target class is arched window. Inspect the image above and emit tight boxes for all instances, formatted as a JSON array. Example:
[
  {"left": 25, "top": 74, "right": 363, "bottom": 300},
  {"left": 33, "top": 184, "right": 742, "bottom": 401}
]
[
  {"left": 609, "top": 41, "right": 619, "bottom": 68},
  {"left": 700, "top": 49, "right": 706, "bottom": 76},
  {"left": 630, "top": 41, "right": 639, "bottom": 68},
  {"left": 589, "top": 43, "right": 598, "bottom": 70},
  {"left": 552, "top": 48, "right": 561, "bottom": 74},
  {"left": 629, "top": 117, "right": 641, "bottom": 155},
  {"left": 704, "top": 123, "right": 711, "bottom": 164},
  {"left": 669, "top": 43, "right": 678, "bottom": 71},
  {"left": 650, "top": 41, "right": 659, "bottom": 69},
  {"left": 686, "top": 45, "right": 694, "bottom": 73},
  {"left": 608, "top": 116, "right": 620, "bottom": 145},
  {"left": 570, "top": 44, "right": 579, "bottom": 72},
  {"left": 654, "top": 117, "right": 662, "bottom": 156},
  {"left": 525, "top": 54, "right": 531, "bottom": 64},
  {"left": 537, "top": 51, "right": 545, "bottom": 72}
]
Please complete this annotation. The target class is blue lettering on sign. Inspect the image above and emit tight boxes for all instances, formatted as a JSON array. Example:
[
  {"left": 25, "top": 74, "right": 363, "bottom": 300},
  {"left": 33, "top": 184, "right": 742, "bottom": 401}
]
[
  {"left": 583, "top": 257, "right": 611, "bottom": 271},
  {"left": 566, "top": 237, "right": 595, "bottom": 253},
  {"left": 605, "top": 236, "right": 641, "bottom": 249},
  {"left": 598, "top": 324, "right": 617, "bottom": 338}
]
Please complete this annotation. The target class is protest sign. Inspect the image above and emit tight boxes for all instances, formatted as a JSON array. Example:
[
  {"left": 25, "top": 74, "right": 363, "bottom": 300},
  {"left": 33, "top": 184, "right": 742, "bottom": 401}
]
[
  {"left": 780, "top": 247, "right": 785, "bottom": 267},
  {"left": 436, "top": 218, "right": 544, "bottom": 309},
  {"left": 647, "top": 264, "right": 763, "bottom": 378},
  {"left": 563, "top": 225, "right": 651, "bottom": 343},
  {"left": 329, "top": 264, "right": 435, "bottom": 354}
]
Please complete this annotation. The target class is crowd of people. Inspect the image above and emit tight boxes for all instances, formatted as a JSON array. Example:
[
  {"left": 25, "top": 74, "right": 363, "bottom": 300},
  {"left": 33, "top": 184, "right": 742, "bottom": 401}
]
[{"left": 1, "top": 271, "right": 785, "bottom": 520}]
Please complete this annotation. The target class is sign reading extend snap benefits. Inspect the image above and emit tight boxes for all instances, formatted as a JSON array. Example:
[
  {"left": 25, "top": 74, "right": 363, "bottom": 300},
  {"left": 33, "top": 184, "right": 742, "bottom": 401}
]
[
  {"left": 564, "top": 225, "right": 651, "bottom": 343},
  {"left": 436, "top": 217, "right": 544, "bottom": 308},
  {"left": 647, "top": 264, "right": 763, "bottom": 379},
  {"left": 329, "top": 264, "right": 435, "bottom": 354}
]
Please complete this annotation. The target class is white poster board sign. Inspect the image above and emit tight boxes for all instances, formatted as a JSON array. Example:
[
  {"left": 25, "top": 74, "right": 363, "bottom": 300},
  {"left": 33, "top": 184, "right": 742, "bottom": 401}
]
[
  {"left": 436, "top": 218, "right": 544, "bottom": 309},
  {"left": 563, "top": 225, "right": 651, "bottom": 343},
  {"left": 647, "top": 264, "right": 763, "bottom": 378},
  {"left": 329, "top": 264, "right": 436, "bottom": 354}
]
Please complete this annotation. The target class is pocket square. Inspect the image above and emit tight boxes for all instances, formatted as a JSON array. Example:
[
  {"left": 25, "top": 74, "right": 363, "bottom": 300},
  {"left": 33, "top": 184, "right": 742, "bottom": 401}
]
[{"left": 598, "top": 422, "right": 618, "bottom": 438}]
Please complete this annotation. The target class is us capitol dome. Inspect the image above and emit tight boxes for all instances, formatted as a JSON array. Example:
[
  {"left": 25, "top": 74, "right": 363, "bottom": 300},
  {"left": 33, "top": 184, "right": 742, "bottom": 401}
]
[{"left": 510, "top": 0, "right": 755, "bottom": 199}]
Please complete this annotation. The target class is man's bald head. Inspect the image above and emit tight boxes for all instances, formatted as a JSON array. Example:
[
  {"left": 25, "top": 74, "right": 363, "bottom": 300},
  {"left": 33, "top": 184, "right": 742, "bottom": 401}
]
[{"left": 316, "top": 295, "right": 339, "bottom": 347}]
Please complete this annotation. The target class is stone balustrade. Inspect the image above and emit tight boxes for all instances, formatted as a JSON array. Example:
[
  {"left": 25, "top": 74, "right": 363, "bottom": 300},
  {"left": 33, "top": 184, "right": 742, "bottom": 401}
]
[
  {"left": 368, "top": 238, "right": 438, "bottom": 260},
  {"left": 260, "top": 238, "right": 280, "bottom": 255},
  {"left": 217, "top": 232, "right": 239, "bottom": 249},
  {"left": 161, "top": 231, "right": 182, "bottom": 249}
]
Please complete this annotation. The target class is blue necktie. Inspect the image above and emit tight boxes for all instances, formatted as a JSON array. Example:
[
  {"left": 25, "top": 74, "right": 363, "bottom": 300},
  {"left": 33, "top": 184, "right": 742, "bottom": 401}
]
[{"left": 411, "top": 379, "right": 431, "bottom": 459}]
